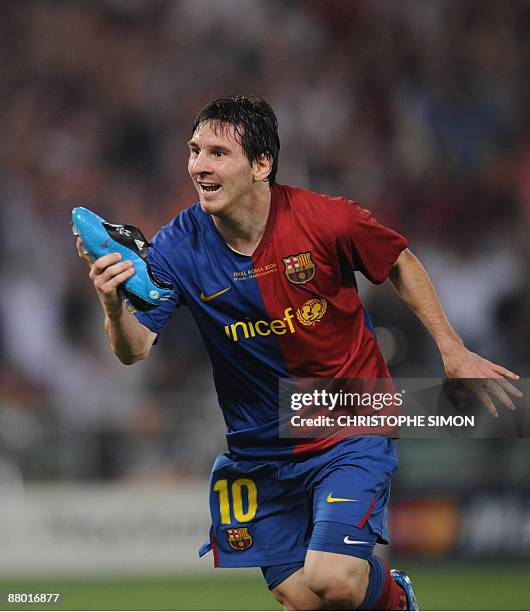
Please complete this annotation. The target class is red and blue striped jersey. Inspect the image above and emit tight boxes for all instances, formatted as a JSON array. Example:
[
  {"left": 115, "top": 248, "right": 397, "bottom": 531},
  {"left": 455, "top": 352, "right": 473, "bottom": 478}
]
[{"left": 134, "top": 184, "right": 408, "bottom": 459}]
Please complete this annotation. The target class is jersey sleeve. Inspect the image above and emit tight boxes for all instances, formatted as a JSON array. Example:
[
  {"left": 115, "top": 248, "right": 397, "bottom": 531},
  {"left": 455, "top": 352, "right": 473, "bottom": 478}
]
[
  {"left": 133, "top": 243, "right": 183, "bottom": 335},
  {"left": 335, "top": 198, "right": 408, "bottom": 284}
]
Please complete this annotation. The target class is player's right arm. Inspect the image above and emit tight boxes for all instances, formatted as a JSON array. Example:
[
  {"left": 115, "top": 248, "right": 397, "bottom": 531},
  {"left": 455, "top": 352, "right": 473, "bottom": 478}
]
[{"left": 77, "top": 238, "right": 157, "bottom": 364}]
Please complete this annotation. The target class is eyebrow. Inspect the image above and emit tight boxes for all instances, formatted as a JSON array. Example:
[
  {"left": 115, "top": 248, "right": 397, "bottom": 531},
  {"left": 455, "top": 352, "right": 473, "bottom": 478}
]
[{"left": 187, "top": 140, "right": 231, "bottom": 152}]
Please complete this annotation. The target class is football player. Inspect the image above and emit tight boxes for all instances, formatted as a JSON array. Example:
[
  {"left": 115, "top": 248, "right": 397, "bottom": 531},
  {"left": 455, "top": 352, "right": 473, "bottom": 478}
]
[{"left": 76, "top": 96, "right": 520, "bottom": 610}]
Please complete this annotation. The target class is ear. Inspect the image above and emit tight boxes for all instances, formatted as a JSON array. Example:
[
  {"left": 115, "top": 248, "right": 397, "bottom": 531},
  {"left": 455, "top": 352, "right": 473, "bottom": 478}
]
[{"left": 252, "top": 153, "right": 273, "bottom": 182}]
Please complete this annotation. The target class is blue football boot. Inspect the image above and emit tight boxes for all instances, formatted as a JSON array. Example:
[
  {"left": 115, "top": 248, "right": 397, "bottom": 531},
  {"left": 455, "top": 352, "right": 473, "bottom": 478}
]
[
  {"left": 72, "top": 207, "right": 174, "bottom": 312},
  {"left": 391, "top": 569, "right": 419, "bottom": 611}
]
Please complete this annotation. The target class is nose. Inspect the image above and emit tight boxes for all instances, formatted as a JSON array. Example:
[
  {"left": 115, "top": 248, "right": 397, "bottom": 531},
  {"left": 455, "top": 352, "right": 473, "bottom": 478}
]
[{"left": 190, "top": 151, "right": 212, "bottom": 177}]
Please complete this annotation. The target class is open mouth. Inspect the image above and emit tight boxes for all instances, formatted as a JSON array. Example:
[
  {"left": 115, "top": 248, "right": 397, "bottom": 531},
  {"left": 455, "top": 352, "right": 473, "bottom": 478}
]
[{"left": 199, "top": 182, "right": 221, "bottom": 194}]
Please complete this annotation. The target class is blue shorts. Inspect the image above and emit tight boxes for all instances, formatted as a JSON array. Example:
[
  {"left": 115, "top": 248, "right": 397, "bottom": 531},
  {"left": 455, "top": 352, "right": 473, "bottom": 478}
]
[{"left": 199, "top": 436, "right": 398, "bottom": 568}]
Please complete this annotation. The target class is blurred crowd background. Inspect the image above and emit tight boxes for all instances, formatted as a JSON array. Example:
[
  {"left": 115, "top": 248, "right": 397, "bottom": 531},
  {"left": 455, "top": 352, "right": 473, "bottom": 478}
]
[{"left": 0, "top": 0, "right": 528, "bottom": 501}]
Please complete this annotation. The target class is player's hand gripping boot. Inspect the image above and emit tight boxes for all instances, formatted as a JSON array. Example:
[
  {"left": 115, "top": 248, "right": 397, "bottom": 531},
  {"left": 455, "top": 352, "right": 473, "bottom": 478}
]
[{"left": 72, "top": 207, "right": 174, "bottom": 312}]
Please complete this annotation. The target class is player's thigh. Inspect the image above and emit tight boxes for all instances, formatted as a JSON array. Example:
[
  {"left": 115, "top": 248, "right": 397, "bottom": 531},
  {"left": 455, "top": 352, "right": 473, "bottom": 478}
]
[
  {"left": 301, "top": 437, "right": 395, "bottom": 603},
  {"left": 206, "top": 453, "right": 310, "bottom": 568}
]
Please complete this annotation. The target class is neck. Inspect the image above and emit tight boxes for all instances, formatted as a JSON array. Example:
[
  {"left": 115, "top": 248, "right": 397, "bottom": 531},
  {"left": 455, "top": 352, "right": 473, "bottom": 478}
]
[{"left": 212, "top": 183, "right": 272, "bottom": 256}]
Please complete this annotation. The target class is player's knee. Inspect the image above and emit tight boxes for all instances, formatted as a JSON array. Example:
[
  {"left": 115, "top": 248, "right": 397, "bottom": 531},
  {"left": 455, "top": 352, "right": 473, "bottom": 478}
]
[
  {"left": 305, "top": 555, "right": 369, "bottom": 609},
  {"left": 306, "top": 577, "right": 365, "bottom": 610},
  {"left": 271, "top": 583, "right": 325, "bottom": 611}
]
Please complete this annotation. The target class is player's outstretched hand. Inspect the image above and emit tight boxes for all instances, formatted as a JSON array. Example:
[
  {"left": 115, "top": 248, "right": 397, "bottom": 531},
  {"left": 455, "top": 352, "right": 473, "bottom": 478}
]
[
  {"left": 442, "top": 347, "right": 523, "bottom": 417},
  {"left": 76, "top": 237, "right": 135, "bottom": 319}
]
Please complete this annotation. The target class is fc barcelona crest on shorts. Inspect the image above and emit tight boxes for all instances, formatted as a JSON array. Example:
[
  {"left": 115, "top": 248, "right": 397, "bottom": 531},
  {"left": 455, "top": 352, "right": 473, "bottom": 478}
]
[
  {"left": 227, "top": 527, "right": 253, "bottom": 551},
  {"left": 282, "top": 252, "right": 316, "bottom": 285}
]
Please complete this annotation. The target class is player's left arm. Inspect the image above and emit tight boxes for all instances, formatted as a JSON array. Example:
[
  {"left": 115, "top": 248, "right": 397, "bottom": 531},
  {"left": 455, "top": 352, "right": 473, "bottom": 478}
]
[{"left": 388, "top": 248, "right": 522, "bottom": 416}]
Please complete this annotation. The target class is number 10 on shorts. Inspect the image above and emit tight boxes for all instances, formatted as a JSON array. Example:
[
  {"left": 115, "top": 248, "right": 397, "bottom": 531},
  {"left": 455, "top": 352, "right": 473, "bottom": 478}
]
[{"left": 213, "top": 478, "right": 257, "bottom": 524}]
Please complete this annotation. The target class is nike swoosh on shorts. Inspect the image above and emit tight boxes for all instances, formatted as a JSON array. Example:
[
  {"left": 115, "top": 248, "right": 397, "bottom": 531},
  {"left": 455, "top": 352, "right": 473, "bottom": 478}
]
[
  {"left": 326, "top": 492, "right": 359, "bottom": 503},
  {"left": 343, "top": 537, "right": 369, "bottom": 545}
]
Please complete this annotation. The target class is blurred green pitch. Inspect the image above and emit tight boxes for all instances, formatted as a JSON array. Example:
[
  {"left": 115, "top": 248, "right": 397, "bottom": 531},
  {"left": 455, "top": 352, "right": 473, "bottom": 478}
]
[{"left": 1, "top": 562, "right": 529, "bottom": 610}]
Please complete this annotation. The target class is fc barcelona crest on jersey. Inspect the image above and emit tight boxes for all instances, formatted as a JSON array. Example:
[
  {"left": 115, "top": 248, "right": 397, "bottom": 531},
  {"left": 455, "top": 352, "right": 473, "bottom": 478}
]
[
  {"left": 282, "top": 252, "right": 316, "bottom": 285},
  {"left": 227, "top": 527, "right": 253, "bottom": 551}
]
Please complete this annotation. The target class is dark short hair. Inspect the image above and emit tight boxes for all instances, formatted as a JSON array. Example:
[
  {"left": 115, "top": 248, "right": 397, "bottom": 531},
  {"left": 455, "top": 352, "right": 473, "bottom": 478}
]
[{"left": 192, "top": 95, "right": 280, "bottom": 185}]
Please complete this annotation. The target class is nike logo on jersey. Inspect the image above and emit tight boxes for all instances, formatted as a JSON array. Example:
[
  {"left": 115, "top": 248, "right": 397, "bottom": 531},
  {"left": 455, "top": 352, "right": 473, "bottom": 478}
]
[
  {"left": 326, "top": 493, "right": 358, "bottom": 503},
  {"left": 343, "top": 537, "right": 369, "bottom": 545},
  {"left": 200, "top": 287, "right": 231, "bottom": 302}
]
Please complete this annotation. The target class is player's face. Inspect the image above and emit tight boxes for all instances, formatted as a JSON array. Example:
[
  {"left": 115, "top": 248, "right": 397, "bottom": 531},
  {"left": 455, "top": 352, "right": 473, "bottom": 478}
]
[{"left": 187, "top": 121, "right": 255, "bottom": 216}]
